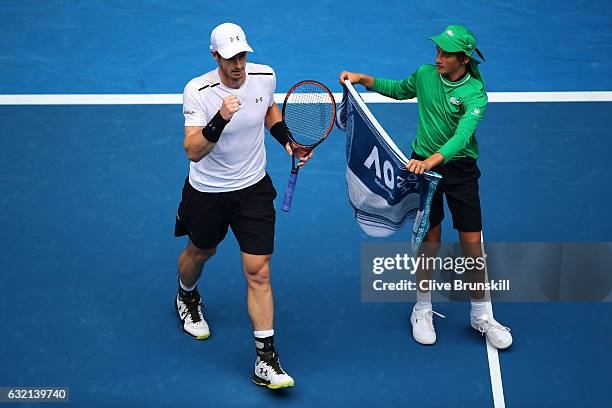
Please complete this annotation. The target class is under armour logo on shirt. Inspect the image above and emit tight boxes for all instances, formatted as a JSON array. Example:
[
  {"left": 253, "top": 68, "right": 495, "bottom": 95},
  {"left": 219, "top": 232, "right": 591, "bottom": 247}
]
[
  {"left": 230, "top": 36, "right": 240, "bottom": 42},
  {"left": 255, "top": 97, "right": 263, "bottom": 103}
]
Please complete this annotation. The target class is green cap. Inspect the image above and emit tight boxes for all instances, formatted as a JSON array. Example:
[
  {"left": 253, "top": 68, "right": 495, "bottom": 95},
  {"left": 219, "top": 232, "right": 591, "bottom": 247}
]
[
  {"left": 430, "top": 25, "right": 484, "bottom": 60},
  {"left": 430, "top": 25, "right": 485, "bottom": 86}
]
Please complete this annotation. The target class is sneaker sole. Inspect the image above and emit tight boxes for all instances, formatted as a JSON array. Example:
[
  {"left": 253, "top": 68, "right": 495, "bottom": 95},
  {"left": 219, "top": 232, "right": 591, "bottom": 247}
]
[
  {"left": 175, "top": 298, "right": 211, "bottom": 340},
  {"left": 413, "top": 335, "right": 436, "bottom": 345},
  {"left": 252, "top": 376, "right": 294, "bottom": 389},
  {"left": 491, "top": 341, "right": 512, "bottom": 350}
]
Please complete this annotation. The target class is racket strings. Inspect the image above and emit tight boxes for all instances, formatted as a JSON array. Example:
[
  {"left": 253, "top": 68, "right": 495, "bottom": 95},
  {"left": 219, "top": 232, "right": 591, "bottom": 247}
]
[{"left": 284, "top": 83, "right": 335, "bottom": 147}]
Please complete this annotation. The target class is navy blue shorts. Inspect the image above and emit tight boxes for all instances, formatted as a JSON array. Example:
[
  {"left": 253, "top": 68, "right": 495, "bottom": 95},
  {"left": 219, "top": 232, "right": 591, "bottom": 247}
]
[{"left": 412, "top": 153, "right": 482, "bottom": 232}]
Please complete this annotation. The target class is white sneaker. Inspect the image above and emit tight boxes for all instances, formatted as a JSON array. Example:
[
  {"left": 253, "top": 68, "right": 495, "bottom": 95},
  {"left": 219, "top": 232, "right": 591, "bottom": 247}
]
[
  {"left": 471, "top": 314, "right": 512, "bottom": 349},
  {"left": 252, "top": 349, "right": 294, "bottom": 389},
  {"left": 175, "top": 288, "right": 210, "bottom": 340},
  {"left": 410, "top": 307, "right": 445, "bottom": 345}
]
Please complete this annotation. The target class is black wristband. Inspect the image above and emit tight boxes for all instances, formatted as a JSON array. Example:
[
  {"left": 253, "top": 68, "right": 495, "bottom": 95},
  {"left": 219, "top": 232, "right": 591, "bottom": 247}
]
[
  {"left": 202, "top": 110, "right": 230, "bottom": 143},
  {"left": 270, "top": 121, "right": 292, "bottom": 147}
]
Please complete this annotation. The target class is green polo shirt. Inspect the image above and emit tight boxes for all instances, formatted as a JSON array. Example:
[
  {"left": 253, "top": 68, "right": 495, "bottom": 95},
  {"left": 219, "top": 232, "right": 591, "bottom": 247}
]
[{"left": 369, "top": 64, "right": 487, "bottom": 162}]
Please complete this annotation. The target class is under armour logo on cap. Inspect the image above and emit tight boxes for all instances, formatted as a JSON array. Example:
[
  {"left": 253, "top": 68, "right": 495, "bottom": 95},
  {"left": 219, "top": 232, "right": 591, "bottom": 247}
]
[
  {"left": 255, "top": 97, "right": 263, "bottom": 103},
  {"left": 210, "top": 22, "right": 254, "bottom": 59}
]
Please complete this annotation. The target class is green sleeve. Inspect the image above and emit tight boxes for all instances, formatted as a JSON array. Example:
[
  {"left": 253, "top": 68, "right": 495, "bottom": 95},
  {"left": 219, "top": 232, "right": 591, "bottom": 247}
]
[
  {"left": 368, "top": 70, "right": 418, "bottom": 100},
  {"left": 437, "top": 93, "right": 487, "bottom": 162}
]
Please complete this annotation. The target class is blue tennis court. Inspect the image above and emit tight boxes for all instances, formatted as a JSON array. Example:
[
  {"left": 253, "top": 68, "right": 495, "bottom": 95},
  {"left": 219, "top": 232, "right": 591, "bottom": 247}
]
[{"left": 1, "top": 1, "right": 611, "bottom": 407}]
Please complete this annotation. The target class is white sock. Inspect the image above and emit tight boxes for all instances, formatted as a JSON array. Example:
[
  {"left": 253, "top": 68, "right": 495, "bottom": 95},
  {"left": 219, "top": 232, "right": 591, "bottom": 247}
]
[
  {"left": 470, "top": 299, "right": 488, "bottom": 319},
  {"left": 414, "top": 291, "right": 432, "bottom": 311},
  {"left": 254, "top": 329, "right": 274, "bottom": 339},
  {"left": 179, "top": 277, "right": 197, "bottom": 292},
  {"left": 254, "top": 330, "right": 275, "bottom": 354}
]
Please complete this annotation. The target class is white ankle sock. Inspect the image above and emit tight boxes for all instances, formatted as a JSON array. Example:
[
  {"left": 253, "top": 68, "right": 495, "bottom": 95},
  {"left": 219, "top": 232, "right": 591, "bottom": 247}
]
[
  {"left": 254, "top": 329, "right": 274, "bottom": 339},
  {"left": 179, "top": 277, "right": 197, "bottom": 292},
  {"left": 414, "top": 291, "right": 432, "bottom": 311},
  {"left": 470, "top": 299, "right": 488, "bottom": 318}
]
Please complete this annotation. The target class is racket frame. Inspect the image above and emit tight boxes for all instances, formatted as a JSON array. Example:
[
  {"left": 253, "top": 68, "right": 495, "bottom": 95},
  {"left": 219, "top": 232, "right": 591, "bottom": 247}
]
[
  {"left": 280, "top": 80, "right": 336, "bottom": 212},
  {"left": 281, "top": 80, "right": 337, "bottom": 150}
]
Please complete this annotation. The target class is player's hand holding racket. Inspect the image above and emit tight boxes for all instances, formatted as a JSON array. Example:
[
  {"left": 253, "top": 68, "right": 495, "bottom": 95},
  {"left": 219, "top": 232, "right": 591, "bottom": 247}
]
[
  {"left": 280, "top": 80, "right": 336, "bottom": 212},
  {"left": 283, "top": 142, "right": 313, "bottom": 168}
]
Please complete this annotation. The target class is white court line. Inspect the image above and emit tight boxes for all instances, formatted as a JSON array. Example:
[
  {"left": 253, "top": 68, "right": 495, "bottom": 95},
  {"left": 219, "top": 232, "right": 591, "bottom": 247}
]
[
  {"left": 0, "top": 94, "right": 183, "bottom": 105},
  {"left": 0, "top": 91, "right": 611, "bottom": 105},
  {"left": 481, "top": 232, "right": 506, "bottom": 408},
  {"left": 353, "top": 91, "right": 612, "bottom": 103}
]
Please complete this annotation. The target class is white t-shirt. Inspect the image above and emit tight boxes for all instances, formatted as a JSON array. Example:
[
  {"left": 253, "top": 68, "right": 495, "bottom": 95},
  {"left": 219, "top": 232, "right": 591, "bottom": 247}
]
[{"left": 183, "top": 62, "right": 276, "bottom": 192}]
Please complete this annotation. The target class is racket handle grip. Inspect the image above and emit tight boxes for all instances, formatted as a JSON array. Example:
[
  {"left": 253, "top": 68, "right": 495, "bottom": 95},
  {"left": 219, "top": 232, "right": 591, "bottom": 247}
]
[{"left": 281, "top": 172, "right": 298, "bottom": 212}]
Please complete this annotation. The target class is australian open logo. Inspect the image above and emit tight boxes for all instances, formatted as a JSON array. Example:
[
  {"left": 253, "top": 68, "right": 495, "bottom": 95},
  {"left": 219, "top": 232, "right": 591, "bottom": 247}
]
[{"left": 450, "top": 96, "right": 461, "bottom": 106}]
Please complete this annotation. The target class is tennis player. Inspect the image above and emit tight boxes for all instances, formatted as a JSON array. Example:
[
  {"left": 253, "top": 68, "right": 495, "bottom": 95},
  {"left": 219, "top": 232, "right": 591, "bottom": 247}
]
[
  {"left": 340, "top": 25, "right": 512, "bottom": 349},
  {"left": 174, "top": 22, "right": 311, "bottom": 388}
]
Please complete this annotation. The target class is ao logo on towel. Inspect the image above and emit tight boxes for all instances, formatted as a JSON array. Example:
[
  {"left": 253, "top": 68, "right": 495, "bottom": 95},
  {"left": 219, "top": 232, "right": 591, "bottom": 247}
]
[
  {"left": 364, "top": 146, "right": 394, "bottom": 189},
  {"left": 363, "top": 146, "right": 419, "bottom": 198}
]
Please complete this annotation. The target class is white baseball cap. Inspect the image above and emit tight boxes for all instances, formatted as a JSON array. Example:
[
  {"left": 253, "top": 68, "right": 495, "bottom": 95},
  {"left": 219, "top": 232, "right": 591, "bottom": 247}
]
[{"left": 210, "top": 22, "right": 254, "bottom": 59}]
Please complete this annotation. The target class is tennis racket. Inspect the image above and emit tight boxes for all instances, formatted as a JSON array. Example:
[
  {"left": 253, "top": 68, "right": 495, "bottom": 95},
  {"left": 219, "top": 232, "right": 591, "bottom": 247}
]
[{"left": 281, "top": 80, "right": 336, "bottom": 212}]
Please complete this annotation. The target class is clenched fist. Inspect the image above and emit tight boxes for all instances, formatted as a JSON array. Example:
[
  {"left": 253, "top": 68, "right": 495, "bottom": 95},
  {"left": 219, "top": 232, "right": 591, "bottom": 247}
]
[{"left": 220, "top": 95, "right": 241, "bottom": 121}]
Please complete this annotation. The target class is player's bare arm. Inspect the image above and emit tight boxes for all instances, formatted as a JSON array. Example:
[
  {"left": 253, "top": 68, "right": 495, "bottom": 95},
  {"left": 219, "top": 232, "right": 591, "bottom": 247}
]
[{"left": 183, "top": 95, "right": 240, "bottom": 162}]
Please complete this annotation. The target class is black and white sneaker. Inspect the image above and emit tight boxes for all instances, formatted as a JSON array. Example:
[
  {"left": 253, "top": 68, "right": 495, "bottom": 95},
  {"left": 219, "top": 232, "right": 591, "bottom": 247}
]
[
  {"left": 252, "top": 349, "right": 294, "bottom": 389},
  {"left": 175, "top": 286, "right": 210, "bottom": 340}
]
